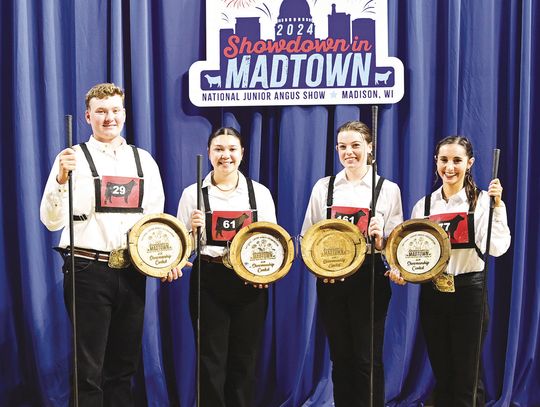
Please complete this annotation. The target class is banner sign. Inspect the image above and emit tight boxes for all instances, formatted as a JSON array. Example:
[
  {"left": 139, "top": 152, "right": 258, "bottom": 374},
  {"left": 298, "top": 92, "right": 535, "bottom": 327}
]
[{"left": 189, "top": 0, "right": 404, "bottom": 107}]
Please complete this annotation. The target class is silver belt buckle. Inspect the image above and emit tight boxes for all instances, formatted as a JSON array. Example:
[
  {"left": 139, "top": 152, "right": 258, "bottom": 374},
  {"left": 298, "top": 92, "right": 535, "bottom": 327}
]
[{"left": 108, "top": 248, "right": 131, "bottom": 269}]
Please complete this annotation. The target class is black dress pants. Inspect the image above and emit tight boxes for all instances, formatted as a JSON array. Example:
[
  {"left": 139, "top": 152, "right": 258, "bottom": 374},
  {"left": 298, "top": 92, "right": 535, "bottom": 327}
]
[
  {"left": 63, "top": 257, "right": 146, "bottom": 407},
  {"left": 317, "top": 255, "right": 391, "bottom": 407},
  {"left": 420, "top": 272, "right": 488, "bottom": 407},
  {"left": 190, "top": 259, "right": 268, "bottom": 407}
]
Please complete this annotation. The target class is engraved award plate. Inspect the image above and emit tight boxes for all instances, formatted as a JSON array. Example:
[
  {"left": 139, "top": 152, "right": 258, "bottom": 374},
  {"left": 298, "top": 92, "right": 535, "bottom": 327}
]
[
  {"left": 385, "top": 219, "right": 450, "bottom": 283},
  {"left": 312, "top": 233, "right": 356, "bottom": 271},
  {"left": 396, "top": 231, "right": 441, "bottom": 274},
  {"left": 240, "top": 233, "right": 284, "bottom": 276},
  {"left": 228, "top": 221, "right": 294, "bottom": 284},
  {"left": 301, "top": 219, "right": 366, "bottom": 279},
  {"left": 137, "top": 223, "right": 181, "bottom": 268},
  {"left": 128, "top": 213, "right": 192, "bottom": 278}
]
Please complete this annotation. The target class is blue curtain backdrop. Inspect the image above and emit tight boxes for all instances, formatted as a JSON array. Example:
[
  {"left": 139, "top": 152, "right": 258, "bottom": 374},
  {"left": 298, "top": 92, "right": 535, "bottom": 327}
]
[{"left": 1, "top": 0, "right": 538, "bottom": 406}]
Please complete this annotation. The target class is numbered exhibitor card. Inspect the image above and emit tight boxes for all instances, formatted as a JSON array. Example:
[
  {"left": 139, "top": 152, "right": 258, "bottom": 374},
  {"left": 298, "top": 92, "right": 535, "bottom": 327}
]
[
  {"left": 211, "top": 210, "right": 253, "bottom": 242},
  {"left": 189, "top": 0, "right": 404, "bottom": 107}
]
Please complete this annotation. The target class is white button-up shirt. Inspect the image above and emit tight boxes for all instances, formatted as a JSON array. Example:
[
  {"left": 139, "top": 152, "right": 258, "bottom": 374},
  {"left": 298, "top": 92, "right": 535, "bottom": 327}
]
[
  {"left": 40, "top": 136, "right": 164, "bottom": 251},
  {"left": 177, "top": 172, "right": 277, "bottom": 257},
  {"left": 411, "top": 186, "right": 511, "bottom": 276},
  {"left": 301, "top": 166, "right": 404, "bottom": 239}
]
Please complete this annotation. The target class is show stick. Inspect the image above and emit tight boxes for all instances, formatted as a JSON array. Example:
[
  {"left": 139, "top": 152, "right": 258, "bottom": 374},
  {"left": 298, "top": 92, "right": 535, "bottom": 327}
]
[
  {"left": 472, "top": 148, "right": 500, "bottom": 407},
  {"left": 369, "top": 105, "right": 379, "bottom": 407},
  {"left": 196, "top": 154, "right": 203, "bottom": 407},
  {"left": 66, "top": 114, "right": 79, "bottom": 407}
]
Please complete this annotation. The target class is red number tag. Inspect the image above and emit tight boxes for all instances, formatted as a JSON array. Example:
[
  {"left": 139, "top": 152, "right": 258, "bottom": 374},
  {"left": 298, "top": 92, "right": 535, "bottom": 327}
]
[
  {"left": 100, "top": 176, "right": 142, "bottom": 209},
  {"left": 331, "top": 206, "right": 370, "bottom": 234},
  {"left": 211, "top": 210, "right": 253, "bottom": 241},
  {"left": 429, "top": 212, "right": 471, "bottom": 244}
]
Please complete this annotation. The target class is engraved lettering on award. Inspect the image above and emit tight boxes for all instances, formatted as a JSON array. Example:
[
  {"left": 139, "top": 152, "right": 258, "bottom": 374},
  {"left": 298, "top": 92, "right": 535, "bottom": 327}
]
[
  {"left": 313, "top": 234, "right": 355, "bottom": 271},
  {"left": 240, "top": 233, "right": 284, "bottom": 277},
  {"left": 384, "top": 219, "right": 450, "bottom": 283},
  {"left": 128, "top": 213, "right": 191, "bottom": 278},
  {"left": 137, "top": 224, "right": 181, "bottom": 269},
  {"left": 228, "top": 221, "right": 294, "bottom": 284},
  {"left": 301, "top": 219, "right": 366, "bottom": 279},
  {"left": 396, "top": 231, "right": 441, "bottom": 274}
]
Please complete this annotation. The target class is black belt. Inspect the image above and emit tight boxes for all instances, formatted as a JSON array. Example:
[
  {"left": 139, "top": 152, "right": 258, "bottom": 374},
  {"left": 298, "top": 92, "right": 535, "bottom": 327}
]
[
  {"left": 200, "top": 254, "right": 224, "bottom": 264},
  {"left": 72, "top": 248, "right": 111, "bottom": 262},
  {"left": 55, "top": 246, "right": 110, "bottom": 262},
  {"left": 454, "top": 272, "right": 484, "bottom": 287}
]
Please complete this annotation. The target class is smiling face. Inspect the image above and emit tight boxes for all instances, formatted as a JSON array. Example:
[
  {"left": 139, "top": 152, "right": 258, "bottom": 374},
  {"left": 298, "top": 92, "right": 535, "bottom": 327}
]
[
  {"left": 208, "top": 134, "right": 244, "bottom": 176},
  {"left": 436, "top": 143, "right": 475, "bottom": 190},
  {"left": 336, "top": 130, "right": 372, "bottom": 172},
  {"left": 85, "top": 95, "right": 126, "bottom": 143}
]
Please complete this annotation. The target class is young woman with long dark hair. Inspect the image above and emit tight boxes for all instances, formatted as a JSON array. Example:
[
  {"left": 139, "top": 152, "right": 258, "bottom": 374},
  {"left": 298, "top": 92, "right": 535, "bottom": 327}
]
[
  {"left": 177, "top": 127, "right": 276, "bottom": 407},
  {"left": 389, "top": 136, "right": 511, "bottom": 406}
]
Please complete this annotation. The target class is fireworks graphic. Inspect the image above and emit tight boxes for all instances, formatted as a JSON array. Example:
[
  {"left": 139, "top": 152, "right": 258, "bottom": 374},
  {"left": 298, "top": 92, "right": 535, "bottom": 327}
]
[
  {"left": 250, "top": 238, "right": 276, "bottom": 254},
  {"left": 256, "top": 3, "right": 271, "bottom": 18},
  {"left": 223, "top": 0, "right": 257, "bottom": 8},
  {"left": 361, "top": 0, "right": 376, "bottom": 14},
  {"left": 221, "top": 0, "right": 271, "bottom": 22}
]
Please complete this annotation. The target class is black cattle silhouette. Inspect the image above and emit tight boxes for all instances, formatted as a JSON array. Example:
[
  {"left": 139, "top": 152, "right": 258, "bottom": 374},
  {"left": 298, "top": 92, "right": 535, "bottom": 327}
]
[
  {"left": 104, "top": 179, "right": 136, "bottom": 204},
  {"left": 443, "top": 214, "right": 465, "bottom": 240},
  {"left": 334, "top": 209, "right": 367, "bottom": 225},
  {"left": 215, "top": 212, "right": 250, "bottom": 238}
]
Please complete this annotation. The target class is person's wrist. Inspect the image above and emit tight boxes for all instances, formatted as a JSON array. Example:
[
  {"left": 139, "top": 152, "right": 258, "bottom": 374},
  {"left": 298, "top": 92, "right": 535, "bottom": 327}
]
[
  {"left": 56, "top": 173, "right": 68, "bottom": 184},
  {"left": 374, "top": 236, "right": 384, "bottom": 250}
]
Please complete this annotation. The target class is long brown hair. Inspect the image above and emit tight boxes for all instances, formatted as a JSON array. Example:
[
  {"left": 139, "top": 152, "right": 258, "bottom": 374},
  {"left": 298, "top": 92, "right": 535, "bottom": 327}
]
[{"left": 434, "top": 136, "right": 479, "bottom": 210}]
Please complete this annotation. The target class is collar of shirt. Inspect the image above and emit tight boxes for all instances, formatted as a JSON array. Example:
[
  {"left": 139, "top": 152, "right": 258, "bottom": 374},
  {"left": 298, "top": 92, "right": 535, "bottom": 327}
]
[
  {"left": 433, "top": 185, "right": 468, "bottom": 205},
  {"left": 203, "top": 171, "right": 248, "bottom": 197},
  {"left": 87, "top": 135, "right": 127, "bottom": 157},
  {"left": 334, "top": 165, "right": 376, "bottom": 187}
]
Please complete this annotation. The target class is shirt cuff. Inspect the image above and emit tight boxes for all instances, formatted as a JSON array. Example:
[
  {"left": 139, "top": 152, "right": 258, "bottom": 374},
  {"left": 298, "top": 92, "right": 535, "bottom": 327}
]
[{"left": 493, "top": 204, "right": 507, "bottom": 223}]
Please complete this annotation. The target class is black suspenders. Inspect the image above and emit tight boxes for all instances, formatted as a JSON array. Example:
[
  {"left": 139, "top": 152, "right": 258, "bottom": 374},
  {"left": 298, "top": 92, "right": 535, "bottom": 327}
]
[
  {"left": 202, "top": 177, "right": 258, "bottom": 245},
  {"left": 326, "top": 175, "right": 385, "bottom": 220},
  {"left": 423, "top": 193, "right": 431, "bottom": 218},
  {"left": 370, "top": 176, "right": 385, "bottom": 223},
  {"left": 247, "top": 178, "right": 258, "bottom": 222},
  {"left": 79, "top": 142, "right": 144, "bottom": 213},
  {"left": 424, "top": 192, "right": 483, "bottom": 259},
  {"left": 80, "top": 143, "right": 143, "bottom": 174},
  {"left": 202, "top": 177, "right": 257, "bottom": 219},
  {"left": 326, "top": 175, "right": 337, "bottom": 219}
]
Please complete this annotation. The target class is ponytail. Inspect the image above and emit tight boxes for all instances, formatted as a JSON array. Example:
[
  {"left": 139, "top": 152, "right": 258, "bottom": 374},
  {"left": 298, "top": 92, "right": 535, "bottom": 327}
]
[{"left": 464, "top": 168, "right": 479, "bottom": 211}]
